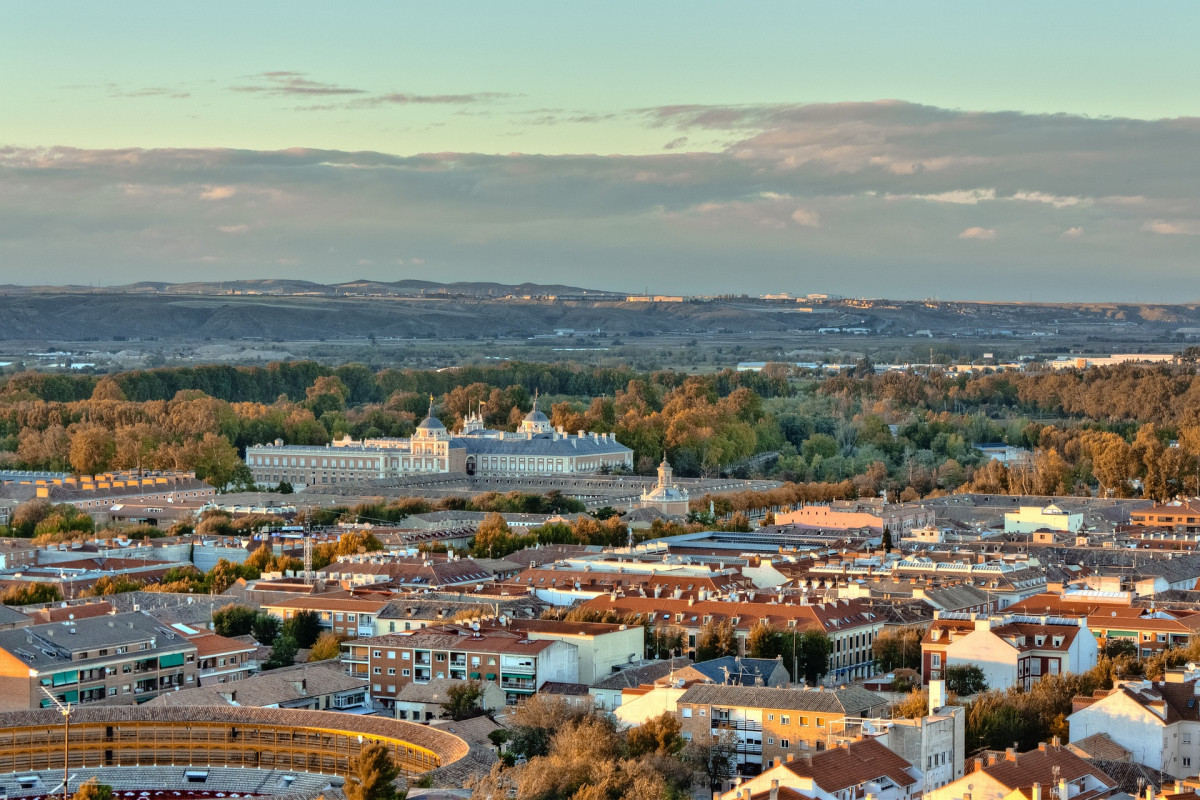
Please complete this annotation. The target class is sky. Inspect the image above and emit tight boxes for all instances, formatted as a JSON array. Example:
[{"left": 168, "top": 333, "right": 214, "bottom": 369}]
[{"left": 2, "top": 1, "right": 1199, "bottom": 300}]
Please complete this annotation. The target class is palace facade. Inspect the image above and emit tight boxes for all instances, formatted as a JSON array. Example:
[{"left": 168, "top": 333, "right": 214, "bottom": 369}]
[{"left": 245, "top": 396, "right": 633, "bottom": 487}]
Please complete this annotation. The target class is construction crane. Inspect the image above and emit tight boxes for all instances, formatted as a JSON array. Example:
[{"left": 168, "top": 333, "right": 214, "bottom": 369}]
[{"left": 38, "top": 684, "right": 73, "bottom": 800}]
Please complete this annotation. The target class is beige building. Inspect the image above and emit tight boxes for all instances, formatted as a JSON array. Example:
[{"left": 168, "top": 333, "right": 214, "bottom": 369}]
[
  {"left": 0, "top": 611, "right": 198, "bottom": 711},
  {"left": 677, "top": 683, "right": 889, "bottom": 774},
  {"left": 245, "top": 396, "right": 632, "bottom": 487}
]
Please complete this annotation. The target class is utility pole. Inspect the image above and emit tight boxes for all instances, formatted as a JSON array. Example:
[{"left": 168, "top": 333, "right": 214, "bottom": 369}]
[{"left": 38, "top": 683, "right": 72, "bottom": 800}]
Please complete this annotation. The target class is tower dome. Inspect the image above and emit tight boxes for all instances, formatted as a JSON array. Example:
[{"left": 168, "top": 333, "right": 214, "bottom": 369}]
[
  {"left": 414, "top": 396, "right": 449, "bottom": 440},
  {"left": 519, "top": 390, "right": 553, "bottom": 434}
]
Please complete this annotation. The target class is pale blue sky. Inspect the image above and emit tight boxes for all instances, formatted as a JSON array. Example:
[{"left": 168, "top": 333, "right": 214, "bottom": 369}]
[{"left": 1, "top": 2, "right": 1199, "bottom": 298}]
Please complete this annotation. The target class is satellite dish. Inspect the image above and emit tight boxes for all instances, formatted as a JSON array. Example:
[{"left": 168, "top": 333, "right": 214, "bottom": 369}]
[{"left": 357, "top": 546, "right": 367, "bottom": 554}]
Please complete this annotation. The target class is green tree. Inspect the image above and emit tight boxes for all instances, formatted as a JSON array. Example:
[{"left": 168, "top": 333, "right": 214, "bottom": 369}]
[
  {"left": 251, "top": 612, "right": 282, "bottom": 645},
  {"left": 695, "top": 619, "right": 737, "bottom": 662},
  {"left": 344, "top": 742, "right": 400, "bottom": 800},
  {"left": 282, "top": 609, "right": 322, "bottom": 648},
  {"left": 746, "top": 622, "right": 782, "bottom": 660},
  {"left": 945, "top": 663, "right": 988, "bottom": 695},
  {"left": 264, "top": 635, "right": 298, "bottom": 670},
  {"left": 872, "top": 627, "right": 924, "bottom": 672},
  {"left": 797, "top": 629, "right": 832, "bottom": 686},
  {"left": 441, "top": 679, "right": 486, "bottom": 721},
  {"left": 212, "top": 604, "right": 257, "bottom": 636}
]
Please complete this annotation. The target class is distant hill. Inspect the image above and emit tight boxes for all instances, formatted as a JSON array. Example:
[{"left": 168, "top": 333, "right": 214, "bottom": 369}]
[{"left": 0, "top": 279, "right": 611, "bottom": 297}]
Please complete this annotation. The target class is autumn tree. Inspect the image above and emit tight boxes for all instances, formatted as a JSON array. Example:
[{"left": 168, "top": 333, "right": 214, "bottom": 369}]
[
  {"left": 344, "top": 743, "right": 400, "bottom": 800},
  {"left": 309, "top": 631, "right": 349, "bottom": 662},
  {"left": 73, "top": 777, "right": 115, "bottom": 800},
  {"left": 626, "top": 712, "right": 684, "bottom": 758}
]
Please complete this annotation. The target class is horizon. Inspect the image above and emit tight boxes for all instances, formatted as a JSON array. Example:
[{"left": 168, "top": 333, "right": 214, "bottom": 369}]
[{"left": 4, "top": 3, "right": 1200, "bottom": 300}]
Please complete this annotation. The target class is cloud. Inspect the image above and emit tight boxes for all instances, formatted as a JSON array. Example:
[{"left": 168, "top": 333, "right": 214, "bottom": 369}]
[
  {"left": 1142, "top": 219, "right": 1200, "bottom": 235},
  {"left": 4, "top": 100, "right": 1200, "bottom": 299},
  {"left": 958, "top": 227, "right": 997, "bottom": 240},
  {"left": 791, "top": 208, "right": 820, "bottom": 228},
  {"left": 199, "top": 185, "right": 237, "bottom": 201},
  {"left": 231, "top": 71, "right": 365, "bottom": 97},
  {"left": 663, "top": 137, "right": 689, "bottom": 150}
]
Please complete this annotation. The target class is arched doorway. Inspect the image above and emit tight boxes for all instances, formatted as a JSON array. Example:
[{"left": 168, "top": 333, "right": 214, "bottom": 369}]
[{"left": 465, "top": 456, "right": 476, "bottom": 476}]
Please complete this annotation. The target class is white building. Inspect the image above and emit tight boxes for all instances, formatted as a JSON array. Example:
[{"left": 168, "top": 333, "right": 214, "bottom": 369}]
[
  {"left": 1068, "top": 668, "right": 1200, "bottom": 778},
  {"left": 1004, "top": 504, "right": 1083, "bottom": 534}
]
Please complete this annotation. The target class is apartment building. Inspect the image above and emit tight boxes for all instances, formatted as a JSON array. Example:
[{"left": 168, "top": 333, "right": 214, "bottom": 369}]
[
  {"left": 1010, "top": 591, "right": 1200, "bottom": 658},
  {"left": 1069, "top": 668, "right": 1200, "bottom": 779},
  {"left": 677, "top": 683, "right": 888, "bottom": 774},
  {"left": 718, "top": 737, "right": 922, "bottom": 800},
  {"left": 925, "top": 740, "right": 1117, "bottom": 800},
  {"left": 0, "top": 611, "right": 198, "bottom": 711},
  {"left": 344, "top": 627, "right": 578, "bottom": 707},
  {"left": 186, "top": 632, "right": 259, "bottom": 686},
  {"left": 580, "top": 595, "right": 885, "bottom": 682},
  {"left": 260, "top": 593, "right": 392, "bottom": 639},
  {"left": 922, "top": 612, "right": 1097, "bottom": 690},
  {"left": 1131, "top": 502, "right": 1200, "bottom": 534}
]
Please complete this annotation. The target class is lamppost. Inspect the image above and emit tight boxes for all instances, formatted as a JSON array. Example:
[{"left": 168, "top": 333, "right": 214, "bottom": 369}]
[{"left": 37, "top": 681, "right": 72, "bottom": 800}]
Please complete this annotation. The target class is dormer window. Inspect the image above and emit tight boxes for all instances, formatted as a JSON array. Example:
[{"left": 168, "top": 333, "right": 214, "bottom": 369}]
[
  {"left": 1035, "top": 636, "right": 1045, "bottom": 646},
  {"left": 1053, "top": 636, "right": 1063, "bottom": 647}
]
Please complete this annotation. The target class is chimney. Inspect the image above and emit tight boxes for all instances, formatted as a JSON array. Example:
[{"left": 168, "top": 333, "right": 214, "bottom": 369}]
[
  {"left": 974, "top": 757, "right": 984, "bottom": 772},
  {"left": 1005, "top": 747, "right": 1016, "bottom": 762},
  {"left": 1057, "top": 779, "right": 1068, "bottom": 800},
  {"left": 1039, "top": 741, "right": 1047, "bottom": 752},
  {"left": 786, "top": 753, "right": 794, "bottom": 762},
  {"left": 929, "top": 679, "right": 947, "bottom": 713},
  {"left": 770, "top": 779, "right": 779, "bottom": 800},
  {"left": 1032, "top": 784, "right": 1041, "bottom": 800}
]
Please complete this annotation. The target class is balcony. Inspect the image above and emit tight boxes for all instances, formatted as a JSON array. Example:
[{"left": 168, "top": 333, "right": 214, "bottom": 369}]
[
  {"left": 711, "top": 719, "right": 763, "bottom": 733},
  {"left": 500, "top": 677, "right": 536, "bottom": 692}
]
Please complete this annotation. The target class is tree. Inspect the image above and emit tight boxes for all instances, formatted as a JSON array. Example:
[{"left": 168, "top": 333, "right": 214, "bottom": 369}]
[
  {"left": 626, "top": 712, "right": 684, "bottom": 758},
  {"left": 797, "top": 629, "right": 832, "bottom": 686},
  {"left": 695, "top": 619, "right": 738, "bottom": 662},
  {"left": 682, "top": 730, "right": 737, "bottom": 791},
  {"left": 73, "top": 777, "right": 115, "bottom": 800},
  {"left": 308, "top": 631, "right": 349, "bottom": 662},
  {"left": 344, "top": 742, "right": 400, "bottom": 800},
  {"left": 69, "top": 427, "right": 116, "bottom": 475},
  {"left": 1103, "top": 639, "right": 1138, "bottom": 659},
  {"left": 889, "top": 688, "right": 930, "bottom": 720},
  {"left": 505, "top": 694, "right": 592, "bottom": 759},
  {"left": 282, "top": 609, "right": 322, "bottom": 648},
  {"left": 945, "top": 663, "right": 988, "bottom": 695},
  {"left": 212, "top": 604, "right": 257, "bottom": 637},
  {"left": 2, "top": 582, "right": 62, "bottom": 605},
  {"left": 264, "top": 635, "right": 298, "bottom": 670},
  {"left": 251, "top": 612, "right": 282, "bottom": 645},
  {"left": 471, "top": 511, "right": 513, "bottom": 558},
  {"left": 441, "top": 679, "right": 486, "bottom": 721},
  {"left": 881, "top": 529, "right": 894, "bottom": 552},
  {"left": 746, "top": 622, "right": 782, "bottom": 660},
  {"left": 872, "top": 627, "right": 924, "bottom": 672}
]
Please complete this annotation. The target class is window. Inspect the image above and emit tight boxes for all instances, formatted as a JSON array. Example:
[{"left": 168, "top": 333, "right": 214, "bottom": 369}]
[
  {"left": 781, "top": 715, "right": 790, "bottom": 726},
  {"left": 817, "top": 718, "right": 825, "bottom": 728},
  {"left": 931, "top": 654, "right": 941, "bottom": 668},
  {"left": 682, "top": 707, "right": 692, "bottom": 718},
  {"left": 373, "top": 650, "right": 383, "bottom": 658},
  {"left": 402, "top": 652, "right": 411, "bottom": 660},
  {"left": 700, "top": 709, "right": 706, "bottom": 717},
  {"left": 768, "top": 737, "right": 775, "bottom": 745},
  {"left": 387, "top": 651, "right": 396, "bottom": 659},
  {"left": 387, "top": 668, "right": 396, "bottom": 676},
  {"left": 781, "top": 739, "right": 790, "bottom": 749},
  {"left": 768, "top": 714, "right": 774, "bottom": 721},
  {"left": 402, "top": 669, "right": 410, "bottom": 677},
  {"left": 799, "top": 717, "right": 808, "bottom": 726},
  {"left": 373, "top": 667, "right": 382, "bottom": 675},
  {"left": 1186, "top": 758, "right": 1193, "bottom": 768}
]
